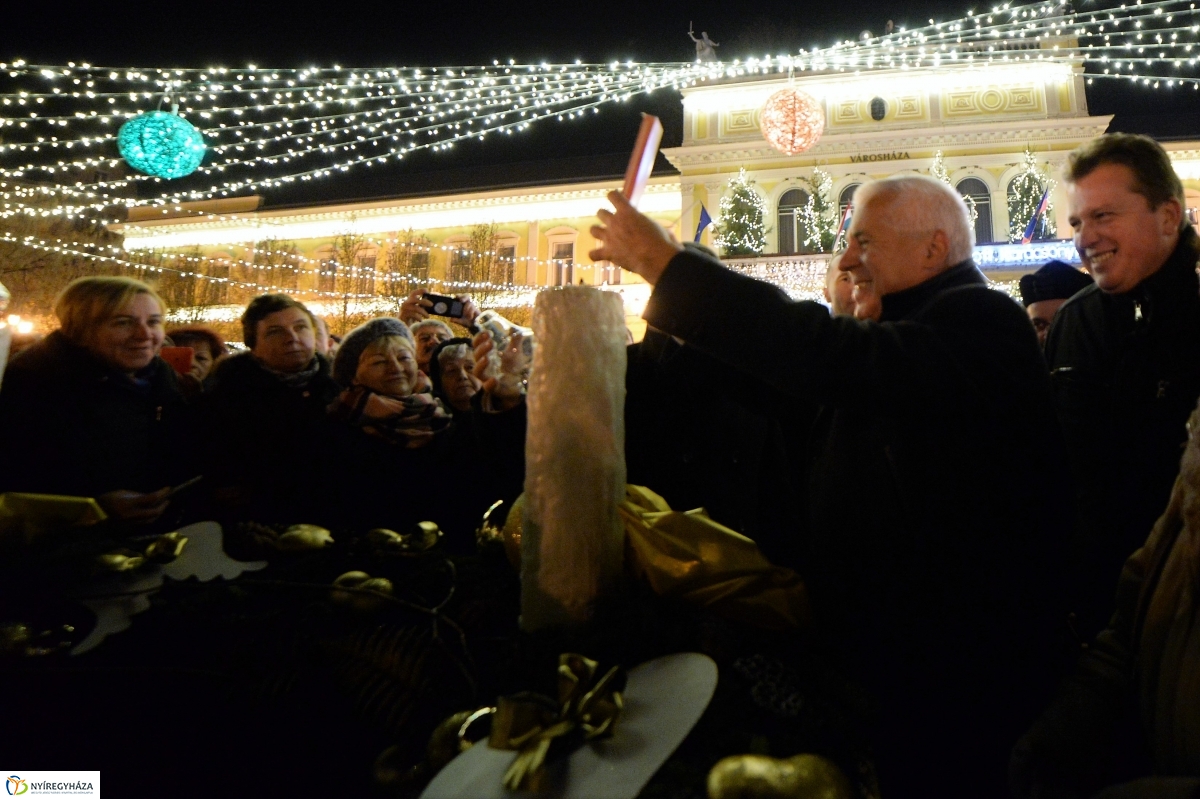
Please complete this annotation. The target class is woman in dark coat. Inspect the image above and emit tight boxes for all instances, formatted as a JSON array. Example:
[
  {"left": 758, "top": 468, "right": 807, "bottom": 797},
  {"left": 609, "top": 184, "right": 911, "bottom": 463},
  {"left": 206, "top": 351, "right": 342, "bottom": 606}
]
[
  {"left": 327, "top": 319, "right": 526, "bottom": 552},
  {"left": 0, "top": 276, "right": 193, "bottom": 525}
]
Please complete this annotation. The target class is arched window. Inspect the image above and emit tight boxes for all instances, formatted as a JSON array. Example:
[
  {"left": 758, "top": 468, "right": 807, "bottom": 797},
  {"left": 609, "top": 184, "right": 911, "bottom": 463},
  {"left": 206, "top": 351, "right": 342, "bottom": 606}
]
[
  {"left": 838, "top": 183, "right": 860, "bottom": 217},
  {"left": 777, "top": 188, "right": 809, "bottom": 255},
  {"left": 956, "top": 177, "right": 993, "bottom": 244}
]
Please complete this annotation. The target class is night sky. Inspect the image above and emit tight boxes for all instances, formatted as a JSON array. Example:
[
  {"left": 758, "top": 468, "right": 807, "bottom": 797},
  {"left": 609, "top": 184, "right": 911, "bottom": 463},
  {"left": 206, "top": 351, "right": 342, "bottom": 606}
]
[{"left": 7, "top": 0, "right": 1196, "bottom": 205}]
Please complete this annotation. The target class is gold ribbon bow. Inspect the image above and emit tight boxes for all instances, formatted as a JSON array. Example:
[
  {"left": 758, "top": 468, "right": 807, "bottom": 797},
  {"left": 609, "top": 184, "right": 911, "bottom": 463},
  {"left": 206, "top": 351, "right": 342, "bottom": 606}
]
[{"left": 488, "top": 653, "right": 626, "bottom": 791}]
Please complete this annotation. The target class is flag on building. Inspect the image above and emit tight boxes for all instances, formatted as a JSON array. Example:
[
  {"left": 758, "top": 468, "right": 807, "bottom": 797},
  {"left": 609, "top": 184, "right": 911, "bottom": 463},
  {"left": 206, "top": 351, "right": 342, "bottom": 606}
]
[
  {"left": 834, "top": 202, "right": 854, "bottom": 249},
  {"left": 1022, "top": 188, "right": 1052, "bottom": 245},
  {"left": 694, "top": 204, "right": 713, "bottom": 242}
]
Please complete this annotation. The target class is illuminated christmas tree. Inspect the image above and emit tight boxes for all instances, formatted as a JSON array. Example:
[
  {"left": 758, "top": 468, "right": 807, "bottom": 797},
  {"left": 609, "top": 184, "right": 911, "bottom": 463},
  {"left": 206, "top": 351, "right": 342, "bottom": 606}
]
[
  {"left": 798, "top": 168, "right": 838, "bottom": 253},
  {"left": 930, "top": 151, "right": 978, "bottom": 225},
  {"left": 1007, "top": 148, "right": 1057, "bottom": 242},
  {"left": 930, "top": 150, "right": 952, "bottom": 185},
  {"left": 714, "top": 169, "right": 768, "bottom": 257}
]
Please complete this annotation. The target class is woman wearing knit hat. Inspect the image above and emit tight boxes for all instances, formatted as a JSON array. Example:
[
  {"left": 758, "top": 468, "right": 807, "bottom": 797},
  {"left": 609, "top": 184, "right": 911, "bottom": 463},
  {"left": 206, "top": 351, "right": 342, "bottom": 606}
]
[
  {"left": 327, "top": 317, "right": 526, "bottom": 551},
  {"left": 329, "top": 318, "right": 445, "bottom": 447}
]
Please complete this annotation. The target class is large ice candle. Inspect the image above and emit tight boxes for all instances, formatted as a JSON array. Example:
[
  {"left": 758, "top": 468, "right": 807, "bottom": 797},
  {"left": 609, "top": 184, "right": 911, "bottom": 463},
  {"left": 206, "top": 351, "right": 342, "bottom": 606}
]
[{"left": 521, "top": 286, "right": 627, "bottom": 630}]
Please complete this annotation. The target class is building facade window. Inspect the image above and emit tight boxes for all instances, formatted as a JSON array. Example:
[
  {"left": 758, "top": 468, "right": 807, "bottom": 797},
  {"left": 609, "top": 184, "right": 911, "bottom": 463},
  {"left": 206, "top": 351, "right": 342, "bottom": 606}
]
[
  {"left": 355, "top": 245, "right": 378, "bottom": 295},
  {"left": 777, "top": 188, "right": 810, "bottom": 255},
  {"left": 315, "top": 246, "right": 336, "bottom": 292},
  {"left": 551, "top": 241, "right": 575, "bottom": 286},
  {"left": 955, "top": 177, "right": 994, "bottom": 244},
  {"left": 447, "top": 242, "right": 471, "bottom": 284},
  {"left": 410, "top": 252, "right": 430, "bottom": 283},
  {"left": 544, "top": 227, "right": 579, "bottom": 286},
  {"left": 838, "top": 183, "right": 861, "bottom": 218},
  {"left": 497, "top": 244, "right": 517, "bottom": 284}
]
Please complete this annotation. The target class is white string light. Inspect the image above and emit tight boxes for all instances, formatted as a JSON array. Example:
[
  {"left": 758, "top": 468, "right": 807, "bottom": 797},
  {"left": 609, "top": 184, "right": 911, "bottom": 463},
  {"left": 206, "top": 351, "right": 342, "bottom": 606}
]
[
  {"left": 0, "top": 0, "right": 1191, "bottom": 220},
  {"left": 0, "top": 0, "right": 1194, "bottom": 299},
  {"left": 0, "top": 62, "right": 700, "bottom": 193},
  {"left": 0, "top": 230, "right": 581, "bottom": 300},
  {"left": 0, "top": 233, "right": 378, "bottom": 299}
]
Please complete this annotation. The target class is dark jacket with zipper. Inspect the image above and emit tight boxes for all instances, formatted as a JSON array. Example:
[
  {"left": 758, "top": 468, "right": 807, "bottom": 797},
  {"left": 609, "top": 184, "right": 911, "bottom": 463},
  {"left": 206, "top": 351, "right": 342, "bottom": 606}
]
[
  {"left": 1044, "top": 226, "right": 1200, "bottom": 639},
  {"left": 202, "top": 351, "right": 339, "bottom": 524},
  {"left": 0, "top": 330, "right": 193, "bottom": 498},
  {"left": 644, "top": 248, "right": 1072, "bottom": 796}
]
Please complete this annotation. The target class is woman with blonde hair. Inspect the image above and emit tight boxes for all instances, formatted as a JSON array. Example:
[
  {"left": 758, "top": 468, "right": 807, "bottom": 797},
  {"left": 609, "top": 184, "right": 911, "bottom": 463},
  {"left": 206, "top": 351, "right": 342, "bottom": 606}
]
[{"left": 0, "top": 275, "right": 194, "bottom": 524}]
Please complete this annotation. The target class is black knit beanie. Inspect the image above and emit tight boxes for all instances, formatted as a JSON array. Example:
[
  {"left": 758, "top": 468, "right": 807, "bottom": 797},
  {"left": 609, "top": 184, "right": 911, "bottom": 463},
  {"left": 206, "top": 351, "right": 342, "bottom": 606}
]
[{"left": 1018, "top": 260, "right": 1094, "bottom": 307}]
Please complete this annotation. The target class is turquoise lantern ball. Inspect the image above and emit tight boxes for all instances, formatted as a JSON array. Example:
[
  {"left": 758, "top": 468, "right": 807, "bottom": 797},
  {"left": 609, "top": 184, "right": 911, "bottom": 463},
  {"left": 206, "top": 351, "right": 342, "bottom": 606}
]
[{"left": 118, "top": 111, "right": 206, "bottom": 179}]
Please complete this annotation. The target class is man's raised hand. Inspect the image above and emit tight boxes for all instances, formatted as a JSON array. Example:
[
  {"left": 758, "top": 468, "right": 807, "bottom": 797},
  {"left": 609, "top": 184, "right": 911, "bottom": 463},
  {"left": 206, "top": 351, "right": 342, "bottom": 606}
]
[{"left": 589, "top": 190, "right": 682, "bottom": 286}]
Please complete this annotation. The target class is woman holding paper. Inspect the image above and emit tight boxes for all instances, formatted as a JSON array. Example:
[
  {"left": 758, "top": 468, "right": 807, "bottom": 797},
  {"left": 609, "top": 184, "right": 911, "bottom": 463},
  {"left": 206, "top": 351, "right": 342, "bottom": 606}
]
[{"left": 0, "top": 276, "right": 194, "bottom": 523}]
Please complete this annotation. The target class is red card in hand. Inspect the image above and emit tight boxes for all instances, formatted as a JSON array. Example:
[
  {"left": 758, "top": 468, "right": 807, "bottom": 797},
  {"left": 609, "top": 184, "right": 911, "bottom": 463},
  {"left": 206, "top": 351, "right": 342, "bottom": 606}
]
[{"left": 622, "top": 114, "right": 663, "bottom": 209}]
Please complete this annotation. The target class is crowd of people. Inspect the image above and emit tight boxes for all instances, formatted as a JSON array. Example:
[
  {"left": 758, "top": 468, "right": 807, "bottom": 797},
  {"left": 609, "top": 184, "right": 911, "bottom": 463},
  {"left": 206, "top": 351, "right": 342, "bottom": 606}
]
[
  {"left": 0, "top": 283, "right": 527, "bottom": 550},
  {"left": 1, "top": 132, "right": 1197, "bottom": 797}
]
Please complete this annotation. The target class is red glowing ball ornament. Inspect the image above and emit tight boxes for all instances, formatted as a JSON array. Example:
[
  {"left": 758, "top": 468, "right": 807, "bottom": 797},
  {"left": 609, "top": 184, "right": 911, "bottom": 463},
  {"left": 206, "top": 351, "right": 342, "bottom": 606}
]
[{"left": 759, "top": 89, "right": 826, "bottom": 155}]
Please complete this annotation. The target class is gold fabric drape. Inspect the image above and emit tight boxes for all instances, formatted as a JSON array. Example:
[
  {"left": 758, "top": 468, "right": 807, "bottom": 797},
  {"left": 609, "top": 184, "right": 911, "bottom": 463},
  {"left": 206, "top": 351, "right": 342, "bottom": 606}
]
[{"left": 619, "top": 485, "right": 809, "bottom": 631}]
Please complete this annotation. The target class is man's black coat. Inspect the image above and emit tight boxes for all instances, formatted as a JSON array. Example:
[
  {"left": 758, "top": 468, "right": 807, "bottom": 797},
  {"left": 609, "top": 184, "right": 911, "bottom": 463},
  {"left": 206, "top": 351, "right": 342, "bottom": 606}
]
[
  {"left": 1044, "top": 226, "right": 1200, "bottom": 639},
  {"left": 644, "top": 249, "right": 1072, "bottom": 796},
  {"left": 625, "top": 330, "right": 804, "bottom": 564}
]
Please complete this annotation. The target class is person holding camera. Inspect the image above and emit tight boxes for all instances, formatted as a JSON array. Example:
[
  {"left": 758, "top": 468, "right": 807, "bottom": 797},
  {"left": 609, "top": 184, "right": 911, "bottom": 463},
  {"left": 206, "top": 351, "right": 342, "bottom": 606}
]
[
  {"left": 400, "top": 290, "right": 479, "bottom": 355},
  {"left": 410, "top": 319, "right": 454, "bottom": 381}
]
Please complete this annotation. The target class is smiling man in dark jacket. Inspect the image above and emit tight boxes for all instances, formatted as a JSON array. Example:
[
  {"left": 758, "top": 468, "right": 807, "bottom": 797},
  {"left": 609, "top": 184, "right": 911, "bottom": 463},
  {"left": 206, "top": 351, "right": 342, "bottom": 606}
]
[
  {"left": 204, "top": 294, "right": 339, "bottom": 523},
  {"left": 591, "top": 175, "right": 1071, "bottom": 797},
  {"left": 1043, "top": 134, "right": 1200, "bottom": 640}
]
